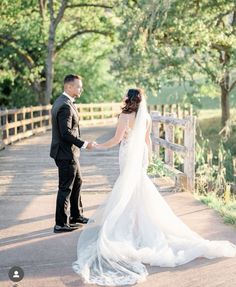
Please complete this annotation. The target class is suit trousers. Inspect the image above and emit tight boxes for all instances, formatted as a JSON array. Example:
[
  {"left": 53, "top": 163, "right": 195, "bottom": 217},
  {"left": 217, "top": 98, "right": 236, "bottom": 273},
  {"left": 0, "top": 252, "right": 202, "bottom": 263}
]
[{"left": 54, "top": 158, "right": 83, "bottom": 226}]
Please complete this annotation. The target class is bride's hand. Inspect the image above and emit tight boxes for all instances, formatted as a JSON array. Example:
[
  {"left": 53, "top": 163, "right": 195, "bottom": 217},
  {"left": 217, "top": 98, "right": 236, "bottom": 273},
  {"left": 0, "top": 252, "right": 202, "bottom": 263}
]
[{"left": 94, "top": 143, "right": 105, "bottom": 150}]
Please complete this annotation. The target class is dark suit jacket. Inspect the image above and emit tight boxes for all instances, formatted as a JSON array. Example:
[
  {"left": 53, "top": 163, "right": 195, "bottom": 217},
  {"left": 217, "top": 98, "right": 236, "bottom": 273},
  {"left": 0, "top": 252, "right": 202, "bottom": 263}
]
[{"left": 50, "top": 94, "right": 85, "bottom": 160}]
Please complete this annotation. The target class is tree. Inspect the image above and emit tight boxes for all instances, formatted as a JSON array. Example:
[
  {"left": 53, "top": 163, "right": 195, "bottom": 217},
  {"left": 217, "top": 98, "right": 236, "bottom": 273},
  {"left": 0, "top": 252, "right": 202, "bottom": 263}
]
[
  {"left": 113, "top": 0, "right": 236, "bottom": 126},
  {"left": 0, "top": 0, "right": 115, "bottom": 106},
  {"left": 53, "top": 34, "right": 123, "bottom": 103},
  {"left": 0, "top": 1, "right": 47, "bottom": 105}
]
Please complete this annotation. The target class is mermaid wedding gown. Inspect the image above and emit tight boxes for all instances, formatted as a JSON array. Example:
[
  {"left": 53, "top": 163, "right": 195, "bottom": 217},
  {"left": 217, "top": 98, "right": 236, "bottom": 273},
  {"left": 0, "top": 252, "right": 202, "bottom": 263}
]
[{"left": 72, "top": 99, "right": 236, "bottom": 286}]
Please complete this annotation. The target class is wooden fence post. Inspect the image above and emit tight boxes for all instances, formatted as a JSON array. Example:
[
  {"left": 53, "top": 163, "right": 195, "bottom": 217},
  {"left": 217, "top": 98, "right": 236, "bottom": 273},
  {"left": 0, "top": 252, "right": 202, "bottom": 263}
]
[
  {"left": 5, "top": 109, "right": 9, "bottom": 139},
  {"left": 164, "top": 114, "right": 174, "bottom": 167},
  {"left": 40, "top": 105, "right": 43, "bottom": 128},
  {"left": 169, "top": 104, "right": 173, "bottom": 114},
  {"left": 0, "top": 112, "right": 4, "bottom": 149},
  {"left": 22, "top": 107, "right": 26, "bottom": 134},
  {"left": 184, "top": 116, "right": 196, "bottom": 192},
  {"left": 161, "top": 104, "right": 165, "bottom": 115},
  {"left": 151, "top": 111, "right": 160, "bottom": 157},
  {"left": 112, "top": 103, "right": 118, "bottom": 118},
  {"left": 176, "top": 104, "right": 180, "bottom": 118},
  {"left": 48, "top": 105, "right": 52, "bottom": 126},
  {"left": 90, "top": 104, "right": 94, "bottom": 121},
  {"left": 30, "top": 106, "right": 33, "bottom": 131}
]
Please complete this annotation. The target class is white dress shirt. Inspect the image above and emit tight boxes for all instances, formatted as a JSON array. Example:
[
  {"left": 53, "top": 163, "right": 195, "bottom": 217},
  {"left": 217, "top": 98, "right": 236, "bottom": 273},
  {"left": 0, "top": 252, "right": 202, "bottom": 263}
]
[
  {"left": 63, "top": 91, "right": 75, "bottom": 103},
  {"left": 63, "top": 91, "right": 88, "bottom": 149}
]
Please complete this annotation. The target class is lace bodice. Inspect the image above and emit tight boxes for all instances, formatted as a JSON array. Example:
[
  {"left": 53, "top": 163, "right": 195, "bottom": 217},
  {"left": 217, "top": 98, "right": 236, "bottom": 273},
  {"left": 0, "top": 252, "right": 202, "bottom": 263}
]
[
  {"left": 119, "top": 125, "right": 148, "bottom": 171},
  {"left": 121, "top": 127, "right": 132, "bottom": 145}
]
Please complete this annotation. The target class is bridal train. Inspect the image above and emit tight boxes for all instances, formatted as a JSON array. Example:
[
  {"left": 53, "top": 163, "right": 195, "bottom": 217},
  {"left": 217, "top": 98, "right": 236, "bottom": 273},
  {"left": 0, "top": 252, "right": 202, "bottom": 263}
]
[{"left": 72, "top": 96, "right": 236, "bottom": 286}]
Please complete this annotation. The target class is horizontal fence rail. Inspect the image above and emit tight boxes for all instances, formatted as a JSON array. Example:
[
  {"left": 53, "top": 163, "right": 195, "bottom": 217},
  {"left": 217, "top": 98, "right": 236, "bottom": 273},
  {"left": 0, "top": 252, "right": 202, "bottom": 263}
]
[{"left": 151, "top": 111, "right": 196, "bottom": 192}]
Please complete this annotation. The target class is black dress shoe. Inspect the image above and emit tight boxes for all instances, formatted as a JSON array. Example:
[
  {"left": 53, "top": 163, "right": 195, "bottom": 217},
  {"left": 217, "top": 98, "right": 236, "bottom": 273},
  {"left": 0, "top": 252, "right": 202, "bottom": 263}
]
[
  {"left": 69, "top": 216, "right": 89, "bottom": 225},
  {"left": 53, "top": 224, "right": 78, "bottom": 233}
]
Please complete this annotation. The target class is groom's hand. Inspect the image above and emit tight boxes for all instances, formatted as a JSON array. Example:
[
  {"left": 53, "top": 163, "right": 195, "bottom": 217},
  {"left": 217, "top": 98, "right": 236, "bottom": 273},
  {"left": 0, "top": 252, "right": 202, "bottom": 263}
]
[{"left": 86, "top": 141, "right": 97, "bottom": 150}]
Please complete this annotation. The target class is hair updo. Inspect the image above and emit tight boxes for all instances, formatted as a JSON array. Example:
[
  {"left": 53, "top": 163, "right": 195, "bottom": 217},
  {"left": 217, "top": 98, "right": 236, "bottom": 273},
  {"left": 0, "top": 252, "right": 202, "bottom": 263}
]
[{"left": 121, "top": 88, "right": 143, "bottom": 114}]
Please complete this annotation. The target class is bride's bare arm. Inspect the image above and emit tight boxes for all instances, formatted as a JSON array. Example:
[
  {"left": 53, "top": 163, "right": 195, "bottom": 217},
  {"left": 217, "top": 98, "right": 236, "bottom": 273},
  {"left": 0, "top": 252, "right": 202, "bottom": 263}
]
[
  {"left": 145, "top": 115, "right": 152, "bottom": 163},
  {"left": 96, "top": 113, "right": 128, "bottom": 149}
]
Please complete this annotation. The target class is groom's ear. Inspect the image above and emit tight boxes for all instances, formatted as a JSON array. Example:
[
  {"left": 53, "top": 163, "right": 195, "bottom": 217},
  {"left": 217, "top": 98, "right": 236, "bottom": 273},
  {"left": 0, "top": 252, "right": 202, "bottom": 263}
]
[{"left": 64, "top": 82, "right": 72, "bottom": 91}]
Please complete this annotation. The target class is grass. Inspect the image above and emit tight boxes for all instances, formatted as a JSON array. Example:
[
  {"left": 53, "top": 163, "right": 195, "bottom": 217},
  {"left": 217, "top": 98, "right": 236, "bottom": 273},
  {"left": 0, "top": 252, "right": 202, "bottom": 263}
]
[
  {"left": 195, "top": 192, "right": 236, "bottom": 226},
  {"left": 148, "top": 156, "right": 176, "bottom": 177},
  {"left": 195, "top": 109, "right": 236, "bottom": 225},
  {"left": 197, "top": 108, "right": 236, "bottom": 156}
]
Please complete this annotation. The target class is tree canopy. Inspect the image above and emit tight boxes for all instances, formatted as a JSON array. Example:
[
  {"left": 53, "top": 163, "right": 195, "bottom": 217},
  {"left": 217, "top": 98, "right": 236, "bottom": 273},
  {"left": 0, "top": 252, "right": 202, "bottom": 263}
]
[
  {"left": 0, "top": 0, "right": 235, "bottom": 125},
  {"left": 113, "top": 0, "right": 236, "bottom": 125},
  {"left": 0, "top": 0, "right": 121, "bottom": 107}
]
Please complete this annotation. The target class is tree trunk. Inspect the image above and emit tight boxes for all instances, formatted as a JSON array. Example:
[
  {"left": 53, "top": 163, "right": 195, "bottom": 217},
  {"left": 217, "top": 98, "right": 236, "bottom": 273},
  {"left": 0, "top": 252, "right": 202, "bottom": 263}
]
[
  {"left": 219, "top": 50, "right": 230, "bottom": 127},
  {"left": 220, "top": 76, "right": 230, "bottom": 127},
  {"left": 44, "top": 21, "right": 55, "bottom": 105},
  {"left": 37, "top": 80, "right": 46, "bottom": 104},
  {"left": 31, "top": 80, "right": 44, "bottom": 104}
]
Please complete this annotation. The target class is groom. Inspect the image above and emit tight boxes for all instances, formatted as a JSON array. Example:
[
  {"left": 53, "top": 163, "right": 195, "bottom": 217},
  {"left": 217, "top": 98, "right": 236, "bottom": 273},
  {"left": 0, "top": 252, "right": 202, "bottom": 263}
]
[{"left": 50, "top": 74, "right": 95, "bottom": 233}]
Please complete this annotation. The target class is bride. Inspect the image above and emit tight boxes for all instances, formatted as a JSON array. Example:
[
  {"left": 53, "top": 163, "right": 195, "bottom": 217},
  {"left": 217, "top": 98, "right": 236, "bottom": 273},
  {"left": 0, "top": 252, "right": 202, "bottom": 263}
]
[{"left": 72, "top": 88, "right": 236, "bottom": 285}]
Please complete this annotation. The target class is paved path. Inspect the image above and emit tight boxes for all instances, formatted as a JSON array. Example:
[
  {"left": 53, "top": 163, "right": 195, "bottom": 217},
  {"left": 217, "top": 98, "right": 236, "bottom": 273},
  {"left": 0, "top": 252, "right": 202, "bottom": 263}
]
[{"left": 0, "top": 125, "right": 236, "bottom": 287}]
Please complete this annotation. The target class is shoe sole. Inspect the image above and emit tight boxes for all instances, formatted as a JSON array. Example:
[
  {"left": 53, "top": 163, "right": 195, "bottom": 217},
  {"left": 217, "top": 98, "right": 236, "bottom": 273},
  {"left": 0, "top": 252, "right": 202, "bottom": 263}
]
[
  {"left": 70, "top": 221, "right": 89, "bottom": 225},
  {"left": 53, "top": 228, "right": 78, "bottom": 233},
  {"left": 69, "top": 223, "right": 83, "bottom": 227}
]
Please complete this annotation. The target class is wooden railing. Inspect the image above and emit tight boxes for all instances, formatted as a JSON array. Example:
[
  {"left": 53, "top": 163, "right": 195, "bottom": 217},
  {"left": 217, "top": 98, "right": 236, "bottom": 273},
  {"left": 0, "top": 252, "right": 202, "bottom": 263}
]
[
  {"left": 0, "top": 103, "right": 121, "bottom": 150},
  {"left": 0, "top": 102, "right": 192, "bottom": 152},
  {"left": 151, "top": 111, "right": 196, "bottom": 192},
  {"left": 0, "top": 105, "right": 52, "bottom": 149},
  {"left": 148, "top": 103, "right": 193, "bottom": 117},
  {"left": 77, "top": 103, "right": 121, "bottom": 125}
]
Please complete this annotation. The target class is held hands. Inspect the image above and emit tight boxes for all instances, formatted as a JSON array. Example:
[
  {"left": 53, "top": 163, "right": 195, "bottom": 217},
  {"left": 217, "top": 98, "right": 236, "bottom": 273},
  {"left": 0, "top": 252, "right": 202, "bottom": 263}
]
[
  {"left": 86, "top": 141, "right": 97, "bottom": 150},
  {"left": 86, "top": 141, "right": 105, "bottom": 150}
]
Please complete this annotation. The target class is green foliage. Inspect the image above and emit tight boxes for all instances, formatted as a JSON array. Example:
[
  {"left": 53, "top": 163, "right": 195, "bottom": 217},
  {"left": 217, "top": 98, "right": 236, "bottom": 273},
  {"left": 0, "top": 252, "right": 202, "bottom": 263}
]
[
  {"left": 193, "top": 111, "right": 236, "bottom": 225},
  {"left": 147, "top": 155, "right": 176, "bottom": 177},
  {"left": 0, "top": 0, "right": 120, "bottom": 107},
  {"left": 0, "top": 0, "right": 45, "bottom": 106},
  {"left": 197, "top": 110, "right": 236, "bottom": 156},
  {"left": 1, "top": 1, "right": 236, "bottom": 110},
  {"left": 112, "top": 0, "right": 236, "bottom": 118},
  {"left": 195, "top": 130, "right": 235, "bottom": 196},
  {"left": 195, "top": 192, "right": 236, "bottom": 226},
  {"left": 52, "top": 35, "right": 123, "bottom": 104}
]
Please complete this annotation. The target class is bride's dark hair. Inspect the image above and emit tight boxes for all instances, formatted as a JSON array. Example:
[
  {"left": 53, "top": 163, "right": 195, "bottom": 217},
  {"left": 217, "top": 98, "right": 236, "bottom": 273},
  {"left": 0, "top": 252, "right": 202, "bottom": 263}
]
[{"left": 121, "top": 88, "right": 143, "bottom": 114}]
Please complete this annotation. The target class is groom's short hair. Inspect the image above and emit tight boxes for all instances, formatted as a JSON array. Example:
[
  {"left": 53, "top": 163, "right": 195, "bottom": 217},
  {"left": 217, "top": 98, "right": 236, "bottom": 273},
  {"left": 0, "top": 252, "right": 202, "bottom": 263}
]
[{"left": 64, "top": 74, "right": 82, "bottom": 84}]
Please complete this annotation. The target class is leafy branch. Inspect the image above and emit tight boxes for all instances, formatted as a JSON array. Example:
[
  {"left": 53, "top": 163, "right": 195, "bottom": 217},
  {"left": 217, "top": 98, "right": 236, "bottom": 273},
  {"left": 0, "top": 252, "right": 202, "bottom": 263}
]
[{"left": 55, "top": 29, "right": 111, "bottom": 53}]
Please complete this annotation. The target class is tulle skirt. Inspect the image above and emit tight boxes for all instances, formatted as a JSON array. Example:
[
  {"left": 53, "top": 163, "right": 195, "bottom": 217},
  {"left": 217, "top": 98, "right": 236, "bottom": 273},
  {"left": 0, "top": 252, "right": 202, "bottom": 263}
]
[{"left": 72, "top": 141, "right": 236, "bottom": 286}]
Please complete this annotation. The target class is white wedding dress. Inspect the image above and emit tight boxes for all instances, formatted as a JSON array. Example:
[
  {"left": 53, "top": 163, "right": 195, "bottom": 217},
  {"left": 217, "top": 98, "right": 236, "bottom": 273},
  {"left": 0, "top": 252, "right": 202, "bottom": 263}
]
[{"left": 72, "top": 99, "right": 236, "bottom": 286}]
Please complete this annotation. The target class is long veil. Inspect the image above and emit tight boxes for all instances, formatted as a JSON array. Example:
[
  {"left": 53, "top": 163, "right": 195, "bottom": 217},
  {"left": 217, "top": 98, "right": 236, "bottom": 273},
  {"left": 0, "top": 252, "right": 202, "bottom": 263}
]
[{"left": 72, "top": 99, "right": 236, "bottom": 286}]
